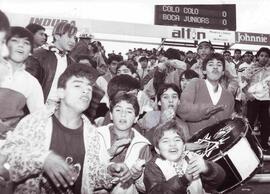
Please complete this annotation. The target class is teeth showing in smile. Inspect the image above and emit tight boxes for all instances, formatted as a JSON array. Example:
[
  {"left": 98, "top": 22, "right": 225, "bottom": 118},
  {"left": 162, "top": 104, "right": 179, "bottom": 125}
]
[{"left": 169, "top": 148, "right": 178, "bottom": 153}]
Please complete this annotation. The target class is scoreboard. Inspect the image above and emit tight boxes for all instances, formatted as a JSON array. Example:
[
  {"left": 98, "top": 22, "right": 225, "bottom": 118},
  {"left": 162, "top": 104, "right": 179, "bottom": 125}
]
[{"left": 155, "top": 4, "right": 236, "bottom": 31}]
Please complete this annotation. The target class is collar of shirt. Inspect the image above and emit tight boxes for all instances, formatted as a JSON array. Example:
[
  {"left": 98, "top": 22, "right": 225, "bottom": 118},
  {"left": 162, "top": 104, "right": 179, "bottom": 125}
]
[
  {"left": 0, "top": 61, "right": 25, "bottom": 84},
  {"left": 205, "top": 79, "right": 222, "bottom": 105},
  {"left": 49, "top": 45, "right": 66, "bottom": 57}
]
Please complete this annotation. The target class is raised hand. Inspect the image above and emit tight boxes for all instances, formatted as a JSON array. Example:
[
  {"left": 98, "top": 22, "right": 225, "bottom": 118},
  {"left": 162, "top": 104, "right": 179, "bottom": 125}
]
[
  {"left": 108, "top": 163, "right": 132, "bottom": 183},
  {"left": 160, "top": 108, "right": 175, "bottom": 124},
  {"left": 129, "top": 159, "right": 145, "bottom": 180},
  {"left": 186, "top": 153, "right": 209, "bottom": 179}
]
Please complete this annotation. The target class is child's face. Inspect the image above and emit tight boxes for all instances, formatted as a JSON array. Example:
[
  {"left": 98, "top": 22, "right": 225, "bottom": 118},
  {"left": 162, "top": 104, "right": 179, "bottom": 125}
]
[
  {"left": 257, "top": 51, "right": 269, "bottom": 66},
  {"left": 112, "top": 100, "right": 137, "bottom": 131},
  {"left": 7, "top": 36, "right": 31, "bottom": 63},
  {"left": 197, "top": 43, "right": 212, "bottom": 60},
  {"left": 58, "top": 76, "right": 92, "bottom": 113},
  {"left": 156, "top": 130, "right": 184, "bottom": 162},
  {"left": 117, "top": 65, "right": 132, "bottom": 76},
  {"left": 204, "top": 58, "right": 224, "bottom": 82},
  {"left": 159, "top": 88, "right": 179, "bottom": 112}
]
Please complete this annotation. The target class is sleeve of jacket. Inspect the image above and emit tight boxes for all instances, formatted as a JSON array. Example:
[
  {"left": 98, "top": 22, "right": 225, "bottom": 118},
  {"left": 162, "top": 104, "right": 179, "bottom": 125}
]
[
  {"left": 144, "top": 159, "right": 189, "bottom": 194},
  {"left": 201, "top": 160, "right": 226, "bottom": 193},
  {"left": 177, "top": 78, "right": 212, "bottom": 122},
  {"left": 0, "top": 114, "right": 50, "bottom": 182},
  {"left": 25, "top": 55, "right": 44, "bottom": 84},
  {"left": 134, "top": 144, "right": 153, "bottom": 193}
]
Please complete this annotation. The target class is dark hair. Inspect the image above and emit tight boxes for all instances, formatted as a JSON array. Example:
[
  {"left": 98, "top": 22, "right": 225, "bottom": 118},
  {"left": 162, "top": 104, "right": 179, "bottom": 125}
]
[
  {"left": 156, "top": 83, "right": 181, "bottom": 103},
  {"left": 76, "top": 55, "right": 97, "bottom": 68},
  {"left": 7, "top": 26, "right": 34, "bottom": 52},
  {"left": 186, "top": 50, "right": 193, "bottom": 55},
  {"left": 165, "top": 48, "right": 180, "bottom": 60},
  {"left": 152, "top": 120, "right": 185, "bottom": 148},
  {"left": 25, "top": 23, "right": 45, "bottom": 34},
  {"left": 52, "top": 21, "right": 77, "bottom": 36},
  {"left": 57, "top": 63, "right": 96, "bottom": 88},
  {"left": 110, "top": 92, "right": 139, "bottom": 116},
  {"left": 202, "top": 53, "right": 225, "bottom": 71},
  {"left": 223, "top": 50, "right": 231, "bottom": 55},
  {"left": 179, "top": 51, "right": 185, "bottom": 56},
  {"left": 256, "top": 47, "right": 270, "bottom": 58},
  {"left": 108, "top": 54, "right": 122, "bottom": 65},
  {"left": 0, "top": 10, "right": 10, "bottom": 33},
  {"left": 179, "top": 69, "right": 199, "bottom": 89},
  {"left": 139, "top": 56, "right": 148, "bottom": 62},
  {"left": 107, "top": 74, "right": 140, "bottom": 101},
  {"left": 244, "top": 51, "right": 253, "bottom": 56},
  {"left": 116, "top": 60, "right": 136, "bottom": 74},
  {"left": 234, "top": 49, "right": 241, "bottom": 54},
  {"left": 153, "top": 68, "right": 167, "bottom": 95}
]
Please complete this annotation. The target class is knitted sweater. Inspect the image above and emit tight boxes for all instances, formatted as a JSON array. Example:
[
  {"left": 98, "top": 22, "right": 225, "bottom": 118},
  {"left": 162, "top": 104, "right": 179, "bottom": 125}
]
[{"left": 177, "top": 78, "right": 234, "bottom": 136}]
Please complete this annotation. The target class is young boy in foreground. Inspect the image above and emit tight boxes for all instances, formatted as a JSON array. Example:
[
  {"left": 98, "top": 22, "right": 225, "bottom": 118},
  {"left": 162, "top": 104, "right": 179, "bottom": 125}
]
[{"left": 144, "top": 120, "right": 225, "bottom": 194}]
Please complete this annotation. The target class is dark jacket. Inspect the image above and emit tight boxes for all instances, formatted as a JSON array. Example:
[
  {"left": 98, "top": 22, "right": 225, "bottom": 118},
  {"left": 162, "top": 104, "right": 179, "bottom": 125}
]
[
  {"left": 26, "top": 48, "right": 72, "bottom": 101},
  {"left": 26, "top": 48, "right": 104, "bottom": 121},
  {"left": 144, "top": 156, "right": 226, "bottom": 194}
]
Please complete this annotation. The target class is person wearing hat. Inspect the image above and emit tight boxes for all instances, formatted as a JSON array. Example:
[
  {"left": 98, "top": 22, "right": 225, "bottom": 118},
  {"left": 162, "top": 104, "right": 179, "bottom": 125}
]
[
  {"left": 190, "top": 39, "right": 214, "bottom": 79},
  {"left": 69, "top": 28, "right": 93, "bottom": 63},
  {"left": 26, "top": 21, "right": 77, "bottom": 103},
  {"left": 185, "top": 50, "right": 197, "bottom": 69}
]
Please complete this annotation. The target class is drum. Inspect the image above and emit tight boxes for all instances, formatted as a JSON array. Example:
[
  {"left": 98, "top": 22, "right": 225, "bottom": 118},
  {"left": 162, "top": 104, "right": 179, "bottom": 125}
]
[{"left": 188, "top": 117, "right": 263, "bottom": 193}]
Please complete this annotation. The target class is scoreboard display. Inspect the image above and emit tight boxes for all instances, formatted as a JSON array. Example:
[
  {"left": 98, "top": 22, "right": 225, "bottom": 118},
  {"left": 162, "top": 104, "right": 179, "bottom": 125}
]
[{"left": 155, "top": 4, "right": 236, "bottom": 31}]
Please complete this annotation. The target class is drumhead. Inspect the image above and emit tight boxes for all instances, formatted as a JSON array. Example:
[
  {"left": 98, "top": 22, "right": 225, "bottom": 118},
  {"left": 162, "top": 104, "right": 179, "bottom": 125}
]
[{"left": 188, "top": 117, "right": 248, "bottom": 160}]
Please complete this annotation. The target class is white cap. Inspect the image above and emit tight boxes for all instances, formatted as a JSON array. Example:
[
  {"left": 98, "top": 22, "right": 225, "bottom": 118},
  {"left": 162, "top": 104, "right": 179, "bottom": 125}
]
[{"left": 78, "top": 27, "right": 94, "bottom": 39}]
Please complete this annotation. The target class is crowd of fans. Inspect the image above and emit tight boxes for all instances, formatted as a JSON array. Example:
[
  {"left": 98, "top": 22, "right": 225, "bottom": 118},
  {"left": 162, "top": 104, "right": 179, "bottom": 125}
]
[{"left": 0, "top": 9, "right": 270, "bottom": 194}]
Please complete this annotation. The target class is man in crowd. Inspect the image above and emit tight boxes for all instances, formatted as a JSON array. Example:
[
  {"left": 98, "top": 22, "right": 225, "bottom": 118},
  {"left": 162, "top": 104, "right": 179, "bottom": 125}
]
[
  {"left": 25, "top": 23, "right": 46, "bottom": 50},
  {"left": 0, "top": 64, "right": 131, "bottom": 193},
  {"left": 26, "top": 21, "right": 77, "bottom": 103}
]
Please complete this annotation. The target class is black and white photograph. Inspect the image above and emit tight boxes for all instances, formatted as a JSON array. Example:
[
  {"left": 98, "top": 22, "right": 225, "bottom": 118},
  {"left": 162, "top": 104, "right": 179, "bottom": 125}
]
[{"left": 0, "top": 0, "right": 270, "bottom": 193}]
